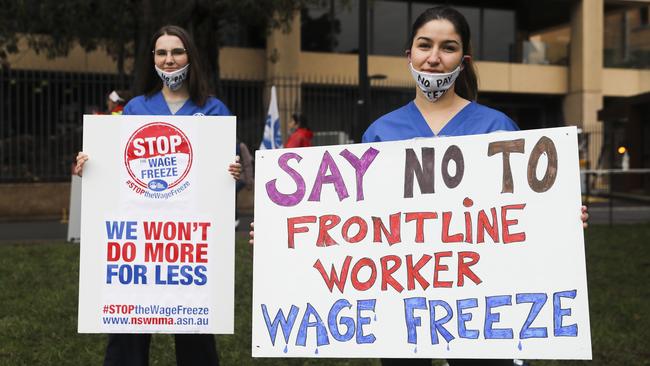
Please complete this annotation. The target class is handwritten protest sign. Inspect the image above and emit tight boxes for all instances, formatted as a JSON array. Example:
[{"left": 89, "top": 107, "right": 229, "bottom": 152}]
[
  {"left": 78, "top": 115, "right": 235, "bottom": 334},
  {"left": 252, "top": 127, "right": 591, "bottom": 359}
]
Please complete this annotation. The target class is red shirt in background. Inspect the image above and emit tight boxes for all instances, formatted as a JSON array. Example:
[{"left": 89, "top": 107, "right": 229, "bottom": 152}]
[
  {"left": 285, "top": 127, "right": 313, "bottom": 148},
  {"left": 111, "top": 105, "right": 124, "bottom": 115}
]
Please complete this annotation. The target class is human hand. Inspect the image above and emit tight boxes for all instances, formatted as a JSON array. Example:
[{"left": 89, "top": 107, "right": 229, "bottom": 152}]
[
  {"left": 74, "top": 152, "right": 88, "bottom": 177},
  {"left": 581, "top": 205, "right": 589, "bottom": 229},
  {"left": 249, "top": 222, "right": 254, "bottom": 259},
  {"left": 229, "top": 155, "right": 241, "bottom": 180}
]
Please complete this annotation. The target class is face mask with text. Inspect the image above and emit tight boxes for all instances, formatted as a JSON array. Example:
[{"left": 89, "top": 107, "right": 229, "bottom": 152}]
[
  {"left": 409, "top": 62, "right": 461, "bottom": 102},
  {"left": 155, "top": 64, "right": 190, "bottom": 91}
]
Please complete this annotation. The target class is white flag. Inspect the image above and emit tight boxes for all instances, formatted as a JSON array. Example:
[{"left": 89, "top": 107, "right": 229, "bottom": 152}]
[{"left": 260, "top": 86, "right": 282, "bottom": 150}]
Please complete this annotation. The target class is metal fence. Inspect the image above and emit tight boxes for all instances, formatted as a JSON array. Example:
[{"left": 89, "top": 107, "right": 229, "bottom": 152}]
[
  {"left": 582, "top": 169, "right": 650, "bottom": 226},
  {"left": 577, "top": 127, "right": 650, "bottom": 225},
  {"left": 11, "top": 67, "right": 647, "bottom": 197},
  {"left": 0, "top": 70, "right": 414, "bottom": 182},
  {"left": 580, "top": 126, "right": 650, "bottom": 195},
  {"left": 0, "top": 69, "right": 131, "bottom": 182}
]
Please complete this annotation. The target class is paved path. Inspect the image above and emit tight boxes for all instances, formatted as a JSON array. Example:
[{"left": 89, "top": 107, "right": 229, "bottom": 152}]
[
  {"left": 0, "top": 220, "right": 68, "bottom": 242},
  {"left": 586, "top": 205, "right": 650, "bottom": 225}
]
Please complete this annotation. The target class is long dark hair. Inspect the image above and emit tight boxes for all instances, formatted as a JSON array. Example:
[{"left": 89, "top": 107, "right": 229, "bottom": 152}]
[
  {"left": 143, "top": 25, "right": 209, "bottom": 106},
  {"left": 408, "top": 6, "right": 478, "bottom": 101}
]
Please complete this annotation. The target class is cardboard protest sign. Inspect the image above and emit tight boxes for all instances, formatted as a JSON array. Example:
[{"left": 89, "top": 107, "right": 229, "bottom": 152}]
[
  {"left": 78, "top": 115, "right": 235, "bottom": 334},
  {"left": 252, "top": 127, "right": 591, "bottom": 359}
]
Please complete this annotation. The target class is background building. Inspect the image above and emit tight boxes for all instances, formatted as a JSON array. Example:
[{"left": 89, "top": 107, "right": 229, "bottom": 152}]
[{"left": 1, "top": 0, "right": 649, "bottom": 218}]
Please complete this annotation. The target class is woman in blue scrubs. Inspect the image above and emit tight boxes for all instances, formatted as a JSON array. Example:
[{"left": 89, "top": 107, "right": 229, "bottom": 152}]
[
  {"left": 123, "top": 26, "right": 231, "bottom": 117},
  {"left": 76, "top": 25, "right": 239, "bottom": 366},
  {"left": 362, "top": 6, "right": 516, "bottom": 144},
  {"left": 368, "top": 6, "right": 587, "bottom": 366}
]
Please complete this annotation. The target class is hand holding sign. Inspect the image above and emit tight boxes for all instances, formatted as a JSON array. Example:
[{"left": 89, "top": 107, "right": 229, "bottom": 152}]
[
  {"left": 229, "top": 155, "right": 242, "bottom": 180},
  {"left": 75, "top": 152, "right": 88, "bottom": 177}
]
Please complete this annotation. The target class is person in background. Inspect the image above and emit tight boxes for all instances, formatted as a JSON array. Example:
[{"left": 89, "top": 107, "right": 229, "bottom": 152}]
[
  {"left": 106, "top": 90, "right": 132, "bottom": 115},
  {"left": 285, "top": 112, "right": 313, "bottom": 148},
  {"left": 364, "top": 5, "right": 587, "bottom": 366}
]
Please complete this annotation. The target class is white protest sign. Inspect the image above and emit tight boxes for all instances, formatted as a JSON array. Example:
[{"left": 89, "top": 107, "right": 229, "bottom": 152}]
[
  {"left": 78, "top": 115, "right": 235, "bottom": 334},
  {"left": 252, "top": 127, "right": 591, "bottom": 359}
]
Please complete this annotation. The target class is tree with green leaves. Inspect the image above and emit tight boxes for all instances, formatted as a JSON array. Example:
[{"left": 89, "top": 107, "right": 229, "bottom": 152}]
[{"left": 0, "top": 0, "right": 309, "bottom": 94}]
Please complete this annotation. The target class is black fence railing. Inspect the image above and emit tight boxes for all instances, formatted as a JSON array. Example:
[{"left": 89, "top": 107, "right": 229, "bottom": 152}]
[
  {"left": 219, "top": 78, "right": 266, "bottom": 150},
  {"left": 0, "top": 69, "right": 131, "bottom": 182},
  {"left": 582, "top": 169, "right": 650, "bottom": 225},
  {"left": 1, "top": 70, "right": 414, "bottom": 182}
]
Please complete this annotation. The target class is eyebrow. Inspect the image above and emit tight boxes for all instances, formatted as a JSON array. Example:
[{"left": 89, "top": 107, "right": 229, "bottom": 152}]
[{"left": 416, "top": 37, "right": 461, "bottom": 45}]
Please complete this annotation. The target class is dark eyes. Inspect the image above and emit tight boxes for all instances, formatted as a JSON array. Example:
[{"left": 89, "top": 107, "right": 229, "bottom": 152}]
[
  {"left": 416, "top": 43, "right": 458, "bottom": 52},
  {"left": 153, "top": 48, "right": 187, "bottom": 57}
]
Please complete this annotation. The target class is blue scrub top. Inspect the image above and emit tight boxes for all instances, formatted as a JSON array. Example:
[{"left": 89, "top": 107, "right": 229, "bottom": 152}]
[
  {"left": 124, "top": 91, "right": 231, "bottom": 116},
  {"left": 362, "top": 101, "right": 518, "bottom": 143}
]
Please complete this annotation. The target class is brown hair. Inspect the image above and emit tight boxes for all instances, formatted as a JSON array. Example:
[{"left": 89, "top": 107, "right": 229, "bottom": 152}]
[
  {"left": 408, "top": 6, "right": 478, "bottom": 101},
  {"left": 143, "top": 25, "right": 209, "bottom": 106},
  {"left": 291, "top": 112, "right": 309, "bottom": 129}
]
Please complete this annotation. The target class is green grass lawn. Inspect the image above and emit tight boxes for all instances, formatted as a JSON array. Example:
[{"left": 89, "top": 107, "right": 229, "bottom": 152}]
[{"left": 1, "top": 225, "right": 649, "bottom": 365}]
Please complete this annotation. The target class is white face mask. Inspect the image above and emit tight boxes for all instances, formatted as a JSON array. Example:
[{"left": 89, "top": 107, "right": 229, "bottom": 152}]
[
  {"left": 409, "top": 62, "right": 462, "bottom": 102},
  {"left": 155, "top": 64, "right": 189, "bottom": 91}
]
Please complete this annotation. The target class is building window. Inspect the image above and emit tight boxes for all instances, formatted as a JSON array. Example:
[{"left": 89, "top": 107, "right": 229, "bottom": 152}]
[
  {"left": 370, "top": 1, "right": 408, "bottom": 56},
  {"left": 482, "top": 8, "right": 516, "bottom": 62},
  {"left": 301, "top": 1, "right": 516, "bottom": 62},
  {"left": 302, "top": 0, "right": 358, "bottom": 53}
]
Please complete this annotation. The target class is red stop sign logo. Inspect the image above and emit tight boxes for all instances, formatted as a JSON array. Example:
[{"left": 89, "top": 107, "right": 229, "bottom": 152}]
[{"left": 124, "top": 122, "right": 193, "bottom": 191}]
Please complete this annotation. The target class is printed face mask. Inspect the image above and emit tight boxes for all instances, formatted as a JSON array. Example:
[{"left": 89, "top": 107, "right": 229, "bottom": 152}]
[
  {"left": 409, "top": 62, "right": 462, "bottom": 102},
  {"left": 155, "top": 64, "right": 189, "bottom": 91}
]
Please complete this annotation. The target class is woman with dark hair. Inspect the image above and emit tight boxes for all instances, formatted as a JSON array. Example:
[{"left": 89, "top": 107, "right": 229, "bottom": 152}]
[
  {"left": 75, "top": 24, "right": 239, "bottom": 366},
  {"left": 125, "top": 24, "right": 225, "bottom": 115},
  {"left": 365, "top": 5, "right": 587, "bottom": 366},
  {"left": 285, "top": 112, "right": 313, "bottom": 148},
  {"left": 363, "top": 6, "right": 512, "bottom": 143},
  {"left": 367, "top": 8, "right": 515, "bottom": 366}
]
